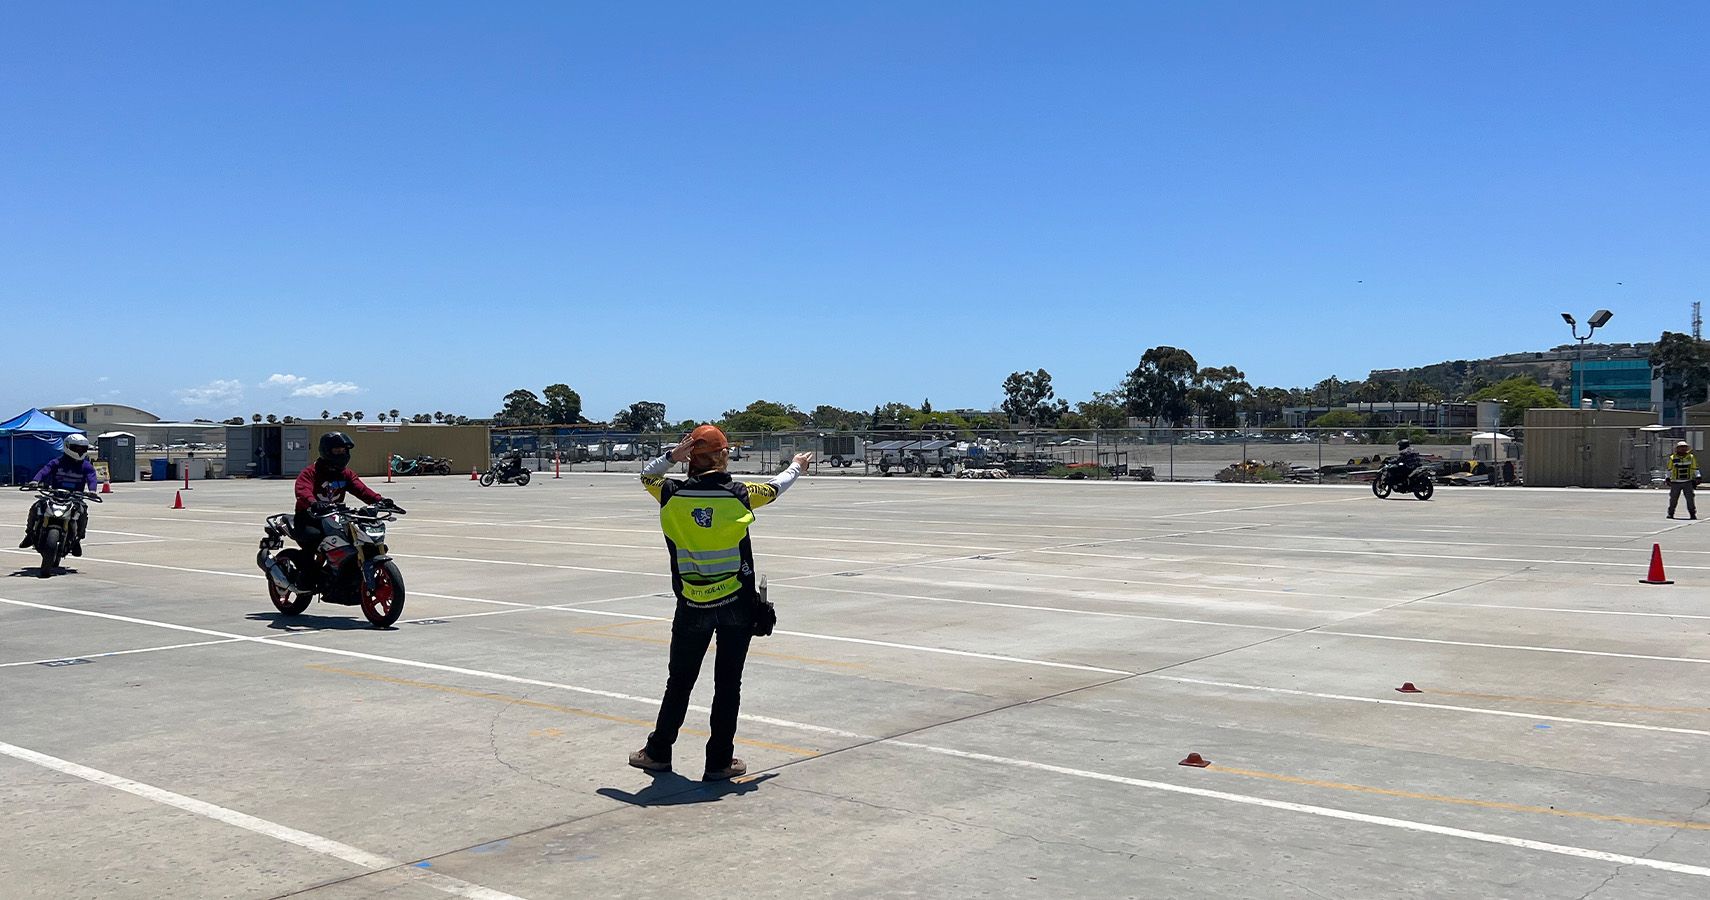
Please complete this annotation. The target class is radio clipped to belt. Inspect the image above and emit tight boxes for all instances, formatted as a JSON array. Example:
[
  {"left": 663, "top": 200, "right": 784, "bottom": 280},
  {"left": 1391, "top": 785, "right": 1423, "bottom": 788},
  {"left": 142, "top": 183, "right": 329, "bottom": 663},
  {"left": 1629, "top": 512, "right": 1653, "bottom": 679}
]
[{"left": 752, "top": 575, "right": 776, "bottom": 637}]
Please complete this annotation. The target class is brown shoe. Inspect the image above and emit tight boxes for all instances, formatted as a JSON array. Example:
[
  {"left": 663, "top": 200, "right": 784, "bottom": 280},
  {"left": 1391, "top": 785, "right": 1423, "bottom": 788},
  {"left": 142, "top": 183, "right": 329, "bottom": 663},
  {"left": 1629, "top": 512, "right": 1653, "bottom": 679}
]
[
  {"left": 628, "top": 749, "right": 670, "bottom": 772},
  {"left": 703, "top": 758, "right": 747, "bottom": 782}
]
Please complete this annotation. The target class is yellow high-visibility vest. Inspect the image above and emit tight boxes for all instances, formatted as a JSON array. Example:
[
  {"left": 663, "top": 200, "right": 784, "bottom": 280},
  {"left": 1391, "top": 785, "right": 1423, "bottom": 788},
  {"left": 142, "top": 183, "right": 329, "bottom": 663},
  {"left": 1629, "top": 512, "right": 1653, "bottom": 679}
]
[{"left": 658, "top": 481, "right": 757, "bottom": 605}]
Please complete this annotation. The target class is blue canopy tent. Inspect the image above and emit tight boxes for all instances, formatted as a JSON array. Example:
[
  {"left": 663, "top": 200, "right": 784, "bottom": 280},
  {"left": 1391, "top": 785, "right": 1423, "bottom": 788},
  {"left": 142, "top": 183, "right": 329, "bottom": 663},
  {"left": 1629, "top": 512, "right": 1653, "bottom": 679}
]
[{"left": 0, "top": 409, "right": 83, "bottom": 485}]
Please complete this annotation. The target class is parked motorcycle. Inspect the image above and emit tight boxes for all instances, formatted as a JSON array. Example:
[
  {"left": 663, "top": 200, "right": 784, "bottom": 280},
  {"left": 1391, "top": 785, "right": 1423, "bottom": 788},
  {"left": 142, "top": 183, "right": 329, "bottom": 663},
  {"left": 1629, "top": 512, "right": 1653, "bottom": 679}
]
[
  {"left": 479, "top": 462, "right": 531, "bottom": 487},
  {"left": 20, "top": 485, "right": 102, "bottom": 578},
  {"left": 1373, "top": 461, "right": 1435, "bottom": 501},
  {"left": 391, "top": 454, "right": 453, "bottom": 476},
  {"left": 257, "top": 501, "right": 409, "bottom": 627}
]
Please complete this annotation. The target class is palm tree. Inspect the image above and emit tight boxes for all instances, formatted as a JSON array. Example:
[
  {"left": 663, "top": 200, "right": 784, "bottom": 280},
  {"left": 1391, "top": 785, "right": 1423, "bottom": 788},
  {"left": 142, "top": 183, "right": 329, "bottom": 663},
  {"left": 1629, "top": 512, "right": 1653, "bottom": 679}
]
[
  {"left": 320, "top": 409, "right": 330, "bottom": 420},
  {"left": 353, "top": 411, "right": 365, "bottom": 422},
  {"left": 251, "top": 413, "right": 262, "bottom": 424},
  {"left": 388, "top": 408, "right": 400, "bottom": 423}
]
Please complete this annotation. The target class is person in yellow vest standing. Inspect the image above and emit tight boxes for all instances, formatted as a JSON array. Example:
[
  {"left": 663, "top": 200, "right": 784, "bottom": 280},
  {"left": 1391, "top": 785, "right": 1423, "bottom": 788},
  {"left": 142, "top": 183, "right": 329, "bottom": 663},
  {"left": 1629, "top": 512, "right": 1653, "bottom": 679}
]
[
  {"left": 630, "top": 425, "right": 811, "bottom": 781},
  {"left": 1666, "top": 440, "right": 1699, "bottom": 520}
]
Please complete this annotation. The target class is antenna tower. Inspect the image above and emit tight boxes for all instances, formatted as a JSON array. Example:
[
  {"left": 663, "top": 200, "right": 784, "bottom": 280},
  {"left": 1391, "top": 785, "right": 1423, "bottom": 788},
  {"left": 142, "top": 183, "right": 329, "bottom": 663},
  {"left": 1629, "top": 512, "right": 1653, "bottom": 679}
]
[{"left": 1695, "top": 301, "right": 1703, "bottom": 341}]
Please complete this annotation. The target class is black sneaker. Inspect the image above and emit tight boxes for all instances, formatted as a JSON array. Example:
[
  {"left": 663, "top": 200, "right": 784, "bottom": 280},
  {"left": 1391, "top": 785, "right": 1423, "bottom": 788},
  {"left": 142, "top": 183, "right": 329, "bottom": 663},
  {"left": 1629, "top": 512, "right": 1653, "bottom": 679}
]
[
  {"left": 17, "top": 533, "right": 34, "bottom": 548},
  {"left": 628, "top": 749, "right": 671, "bottom": 772},
  {"left": 70, "top": 539, "right": 83, "bottom": 557}
]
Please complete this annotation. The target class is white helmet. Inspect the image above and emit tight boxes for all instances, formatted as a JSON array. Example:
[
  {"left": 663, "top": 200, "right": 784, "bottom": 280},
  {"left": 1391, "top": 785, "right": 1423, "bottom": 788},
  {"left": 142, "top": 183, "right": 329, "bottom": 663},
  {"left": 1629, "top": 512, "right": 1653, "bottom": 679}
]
[{"left": 63, "top": 434, "right": 91, "bottom": 461}]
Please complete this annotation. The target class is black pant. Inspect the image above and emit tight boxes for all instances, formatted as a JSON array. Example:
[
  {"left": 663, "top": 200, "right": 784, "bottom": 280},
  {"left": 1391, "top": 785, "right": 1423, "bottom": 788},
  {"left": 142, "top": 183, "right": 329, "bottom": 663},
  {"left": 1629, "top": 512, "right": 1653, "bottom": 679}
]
[
  {"left": 1669, "top": 482, "right": 1697, "bottom": 517},
  {"left": 644, "top": 598, "right": 756, "bottom": 770}
]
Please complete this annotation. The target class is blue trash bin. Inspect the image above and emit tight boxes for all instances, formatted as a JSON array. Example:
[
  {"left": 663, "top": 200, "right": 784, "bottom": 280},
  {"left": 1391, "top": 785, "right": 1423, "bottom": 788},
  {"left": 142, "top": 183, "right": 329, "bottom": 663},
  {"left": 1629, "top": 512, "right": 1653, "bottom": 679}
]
[{"left": 150, "top": 458, "right": 170, "bottom": 482}]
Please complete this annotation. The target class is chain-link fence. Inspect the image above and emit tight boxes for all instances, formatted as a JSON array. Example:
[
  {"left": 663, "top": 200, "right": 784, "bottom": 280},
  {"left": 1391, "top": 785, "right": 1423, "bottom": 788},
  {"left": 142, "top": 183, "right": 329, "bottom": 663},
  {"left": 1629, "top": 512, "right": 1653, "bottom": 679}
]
[{"left": 483, "top": 422, "right": 1709, "bottom": 490}]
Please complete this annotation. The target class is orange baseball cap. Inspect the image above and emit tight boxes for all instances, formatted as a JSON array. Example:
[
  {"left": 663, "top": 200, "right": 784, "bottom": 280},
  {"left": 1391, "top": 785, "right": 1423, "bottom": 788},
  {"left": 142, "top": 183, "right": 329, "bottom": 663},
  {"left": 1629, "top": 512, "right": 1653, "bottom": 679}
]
[{"left": 689, "top": 425, "right": 728, "bottom": 452}]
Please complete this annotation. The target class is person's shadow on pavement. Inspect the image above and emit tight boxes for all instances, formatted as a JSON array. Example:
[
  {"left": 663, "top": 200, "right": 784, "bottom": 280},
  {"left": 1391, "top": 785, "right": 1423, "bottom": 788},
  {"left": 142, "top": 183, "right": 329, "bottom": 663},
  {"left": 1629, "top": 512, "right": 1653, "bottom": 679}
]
[{"left": 598, "top": 771, "right": 776, "bottom": 807}]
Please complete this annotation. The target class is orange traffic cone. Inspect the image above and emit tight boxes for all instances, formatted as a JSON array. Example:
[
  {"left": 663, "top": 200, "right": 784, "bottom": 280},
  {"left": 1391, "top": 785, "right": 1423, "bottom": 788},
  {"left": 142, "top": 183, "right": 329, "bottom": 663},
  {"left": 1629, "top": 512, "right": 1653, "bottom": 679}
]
[
  {"left": 470, "top": 467, "right": 479, "bottom": 481},
  {"left": 100, "top": 481, "right": 112, "bottom": 494},
  {"left": 1178, "top": 752, "right": 1211, "bottom": 768},
  {"left": 1641, "top": 544, "right": 1673, "bottom": 585},
  {"left": 171, "top": 490, "right": 184, "bottom": 510}
]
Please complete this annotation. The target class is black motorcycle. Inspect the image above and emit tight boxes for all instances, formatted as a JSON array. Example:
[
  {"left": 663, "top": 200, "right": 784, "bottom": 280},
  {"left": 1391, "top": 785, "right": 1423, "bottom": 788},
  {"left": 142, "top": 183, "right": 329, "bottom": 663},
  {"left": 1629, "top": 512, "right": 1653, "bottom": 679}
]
[
  {"left": 20, "top": 485, "right": 102, "bottom": 578},
  {"left": 1373, "top": 461, "right": 1435, "bottom": 501},
  {"left": 479, "top": 460, "right": 531, "bottom": 487},
  {"left": 257, "top": 501, "right": 408, "bottom": 627}
]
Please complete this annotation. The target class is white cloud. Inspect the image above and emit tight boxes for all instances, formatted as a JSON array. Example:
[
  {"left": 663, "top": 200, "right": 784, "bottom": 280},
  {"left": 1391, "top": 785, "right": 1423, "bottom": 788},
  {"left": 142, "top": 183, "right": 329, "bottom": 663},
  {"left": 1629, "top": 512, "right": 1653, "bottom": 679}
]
[
  {"left": 261, "top": 373, "right": 306, "bottom": 389},
  {"left": 290, "top": 381, "right": 360, "bottom": 399},
  {"left": 177, "top": 379, "right": 245, "bottom": 406},
  {"left": 96, "top": 376, "right": 109, "bottom": 383}
]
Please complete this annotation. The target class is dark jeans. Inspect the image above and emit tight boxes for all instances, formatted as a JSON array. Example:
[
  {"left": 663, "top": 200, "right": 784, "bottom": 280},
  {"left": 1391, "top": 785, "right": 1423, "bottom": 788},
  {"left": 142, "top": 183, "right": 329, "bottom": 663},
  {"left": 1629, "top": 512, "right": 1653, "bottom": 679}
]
[{"left": 644, "top": 598, "right": 756, "bottom": 770}]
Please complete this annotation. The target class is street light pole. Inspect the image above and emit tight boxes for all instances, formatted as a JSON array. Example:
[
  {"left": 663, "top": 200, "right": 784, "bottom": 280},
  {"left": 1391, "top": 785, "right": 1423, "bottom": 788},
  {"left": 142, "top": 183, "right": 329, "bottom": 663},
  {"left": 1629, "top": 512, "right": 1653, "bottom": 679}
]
[{"left": 1561, "top": 309, "right": 1613, "bottom": 486}]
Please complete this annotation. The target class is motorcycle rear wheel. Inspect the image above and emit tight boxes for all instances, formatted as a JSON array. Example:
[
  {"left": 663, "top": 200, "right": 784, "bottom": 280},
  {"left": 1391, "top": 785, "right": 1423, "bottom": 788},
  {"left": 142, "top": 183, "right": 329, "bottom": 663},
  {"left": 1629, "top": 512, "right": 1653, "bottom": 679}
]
[
  {"left": 361, "top": 560, "right": 406, "bottom": 628},
  {"left": 516, "top": 470, "right": 531, "bottom": 486},
  {"left": 38, "top": 527, "right": 62, "bottom": 577},
  {"left": 1413, "top": 481, "right": 1435, "bottom": 501},
  {"left": 268, "top": 549, "right": 313, "bottom": 615}
]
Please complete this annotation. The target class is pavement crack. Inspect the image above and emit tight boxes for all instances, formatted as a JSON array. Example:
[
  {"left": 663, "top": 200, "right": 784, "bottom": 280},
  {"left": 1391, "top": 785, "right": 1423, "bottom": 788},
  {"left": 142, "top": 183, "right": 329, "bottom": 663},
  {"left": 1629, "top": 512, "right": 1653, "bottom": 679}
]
[{"left": 767, "top": 780, "right": 1177, "bottom": 864}]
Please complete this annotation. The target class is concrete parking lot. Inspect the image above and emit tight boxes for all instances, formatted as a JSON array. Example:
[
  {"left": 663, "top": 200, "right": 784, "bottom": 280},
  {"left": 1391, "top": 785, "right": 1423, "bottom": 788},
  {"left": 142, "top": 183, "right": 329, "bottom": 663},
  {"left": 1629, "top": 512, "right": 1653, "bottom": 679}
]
[{"left": 2, "top": 473, "right": 1707, "bottom": 898}]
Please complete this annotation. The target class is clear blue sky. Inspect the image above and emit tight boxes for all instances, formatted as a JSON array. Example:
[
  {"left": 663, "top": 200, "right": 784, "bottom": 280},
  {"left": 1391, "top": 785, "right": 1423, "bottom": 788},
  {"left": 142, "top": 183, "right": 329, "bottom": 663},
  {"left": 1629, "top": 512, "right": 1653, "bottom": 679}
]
[{"left": 3, "top": 2, "right": 1704, "bottom": 422}]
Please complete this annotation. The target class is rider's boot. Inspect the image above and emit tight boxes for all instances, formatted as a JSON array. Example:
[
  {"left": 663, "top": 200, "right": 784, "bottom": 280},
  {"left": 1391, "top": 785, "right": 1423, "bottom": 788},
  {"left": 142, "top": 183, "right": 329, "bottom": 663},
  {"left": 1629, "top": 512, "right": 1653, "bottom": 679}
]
[{"left": 18, "top": 530, "right": 34, "bottom": 549}]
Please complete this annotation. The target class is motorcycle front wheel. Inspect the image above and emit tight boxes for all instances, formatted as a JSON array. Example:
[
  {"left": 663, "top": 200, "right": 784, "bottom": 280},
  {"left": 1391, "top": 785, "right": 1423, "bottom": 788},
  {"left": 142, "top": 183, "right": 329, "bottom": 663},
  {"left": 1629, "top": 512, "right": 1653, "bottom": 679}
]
[
  {"left": 478, "top": 471, "right": 496, "bottom": 487},
  {"left": 361, "top": 560, "right": 406, "bottom": 628},
  {"left": 38, "top": 527, "right": 62, "bottom": 577},
  {"left": 1372, "top": 478, "right": 1392, "bottom": 499}
]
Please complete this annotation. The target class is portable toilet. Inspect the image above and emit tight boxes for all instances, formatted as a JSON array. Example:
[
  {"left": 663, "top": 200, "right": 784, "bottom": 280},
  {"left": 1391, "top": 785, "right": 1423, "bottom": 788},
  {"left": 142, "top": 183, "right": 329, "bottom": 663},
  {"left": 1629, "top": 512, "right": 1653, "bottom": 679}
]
[{"left": 97, "top": 432, "right": 138, "bottom": 482}]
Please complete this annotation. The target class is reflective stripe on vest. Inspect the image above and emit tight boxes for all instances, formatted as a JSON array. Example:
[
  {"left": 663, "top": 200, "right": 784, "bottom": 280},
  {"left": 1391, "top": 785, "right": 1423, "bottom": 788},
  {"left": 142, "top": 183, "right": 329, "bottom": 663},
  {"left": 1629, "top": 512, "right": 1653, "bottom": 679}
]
[
  {"left": 660, "top": 487, "right": 754, "bottom": 604},
  {"left": 1670, "top": 454, "right": 1697, "bottom": 480}
]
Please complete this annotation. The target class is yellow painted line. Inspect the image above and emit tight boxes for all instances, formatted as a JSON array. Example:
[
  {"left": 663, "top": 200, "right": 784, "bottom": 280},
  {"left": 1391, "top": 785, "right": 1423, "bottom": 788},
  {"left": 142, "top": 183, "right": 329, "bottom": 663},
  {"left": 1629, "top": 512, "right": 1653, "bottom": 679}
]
[
  {"left": 307, "top": 664, "right": 817, "bottom": 756},
  {"left": 1424, "top": 689, "right": 1710, "bottom": 716},
  {"left": 1209, "top": 765, "right": 1710, "bottom": 832},
  {"left": 570, "top": 625, "right": 869, "bottom": 671}
]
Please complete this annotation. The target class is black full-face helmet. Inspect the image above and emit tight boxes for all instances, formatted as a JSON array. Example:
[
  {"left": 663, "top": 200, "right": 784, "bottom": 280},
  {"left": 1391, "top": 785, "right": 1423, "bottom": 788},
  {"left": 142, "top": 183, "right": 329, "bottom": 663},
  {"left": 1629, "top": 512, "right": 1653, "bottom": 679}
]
[
  {"left": 319, "top": 431, "right": 355, "bottom": 469},
  {"left": 1397, "top": 439, "right": 1412, "bottom": 451}
]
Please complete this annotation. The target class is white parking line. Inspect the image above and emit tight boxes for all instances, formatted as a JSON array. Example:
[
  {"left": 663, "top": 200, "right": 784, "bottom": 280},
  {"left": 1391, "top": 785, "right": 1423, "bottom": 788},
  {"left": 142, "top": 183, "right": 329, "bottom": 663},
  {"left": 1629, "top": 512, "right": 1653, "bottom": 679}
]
[
  {"left": 1146, "top": 676, "right": 1710, "bottom": 738},
  {"left": 1319, "top": 631, "right": 1710, "bottom": 665},
  {"left": 0, "top": 740, "right": 532, "bottom": 900},
  {"left": 0, "top": 639, "right": 246, "bottom": 668},
  {"left": 7, "top": 594, "right": 1703, "bottom": 881},
  {"left": 1408, "top": 601, "right": 1710, "bottom": 622}
]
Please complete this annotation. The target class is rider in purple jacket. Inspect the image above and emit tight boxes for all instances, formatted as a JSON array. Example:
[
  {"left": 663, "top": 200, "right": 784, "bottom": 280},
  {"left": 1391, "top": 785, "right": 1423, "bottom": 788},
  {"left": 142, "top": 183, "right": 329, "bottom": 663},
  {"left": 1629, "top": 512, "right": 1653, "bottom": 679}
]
[{"left": 20, "top": 434, "right": 98, "bottom": 555}]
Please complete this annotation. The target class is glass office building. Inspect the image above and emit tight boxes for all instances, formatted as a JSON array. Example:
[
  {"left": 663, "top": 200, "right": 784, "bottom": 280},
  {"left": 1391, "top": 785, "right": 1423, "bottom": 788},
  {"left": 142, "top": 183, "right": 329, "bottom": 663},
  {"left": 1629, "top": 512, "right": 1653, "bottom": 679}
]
[{"left": 1571, "top": 358, "right": 1663, "bottom": 415}]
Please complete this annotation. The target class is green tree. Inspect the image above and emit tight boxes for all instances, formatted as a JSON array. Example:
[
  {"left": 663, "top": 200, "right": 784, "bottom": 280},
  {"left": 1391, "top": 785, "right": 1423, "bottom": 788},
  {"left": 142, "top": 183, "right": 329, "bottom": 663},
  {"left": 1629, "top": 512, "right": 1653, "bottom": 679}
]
[
  {"left": 353, "top": 411, "right": 364, "bottom": 422},
  {"left": 264, "top": 414, "right": 278, "bottom": 424},
  {"left": 1001, "top": 369, "right": 1057, "bottom": 426},
  {"left": 1124, "top": 347, "right": 1199, "bottom": 427},
  {"left": 808, "top": 405, "right": 868, "bottom": 431},
  {"left": 1191, "top": 365, "right": 1250, "bottom": 427},
  {"left": 1309, "top": 409, "right": 1369, "bottom": 429},
  {"left": 721, "top": 400, "right": 805, "bottom": 434},
  {"left": 251, "top": 413, "right": 262, "bottom": 424},
  {"left": 388, "top": 408, "right": 400, "bottom": 422},
  {"left": 543, "top": 384, "right": 584, "bottom": 424},
  {"left": 494, "top": 389, "right": 548, "bottom": 426},
  {"left": 870, "top": 402, "right": 918, "bottom": 430},
  {"left": 320, "top": 409, "right": 330, "bottom": 420},
  {"left": 1471, "top": 376, "right": 1564, "bottom": 427},
  {"left": 1073, "top": 390, "right": 1128, "bottom": 430},
  {"left": 1649, "top": 332, "right": 1710, "bottom": 410},
  {"left": 613, "top": 401, "right": 668, "bottom": 434}
]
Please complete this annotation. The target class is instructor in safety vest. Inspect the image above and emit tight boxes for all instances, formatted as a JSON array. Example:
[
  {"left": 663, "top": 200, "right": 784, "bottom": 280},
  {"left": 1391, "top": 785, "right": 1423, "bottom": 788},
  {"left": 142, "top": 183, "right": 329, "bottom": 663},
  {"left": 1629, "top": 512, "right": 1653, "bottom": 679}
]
[
  {"left": 1666, "top": 440, "right": 1699, "bottom": 520},
  {"left": 630, "top": 425, "right": 811, "bottom": 781}
]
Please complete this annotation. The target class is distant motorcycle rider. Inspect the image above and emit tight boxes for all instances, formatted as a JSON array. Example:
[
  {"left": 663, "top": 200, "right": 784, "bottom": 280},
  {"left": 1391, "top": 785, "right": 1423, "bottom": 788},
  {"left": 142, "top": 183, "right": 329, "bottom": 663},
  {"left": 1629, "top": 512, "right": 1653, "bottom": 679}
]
[
  {"left": 497, "top": 449, "right": 525, "bottom": 478},
  {"left": 1388, "top": 439, "right": 1422, "bottom": 486},
  {"left": 293, "top": 432, "right": 389, "bottom": 556},
  {"left": 19, "top": 434, "right": 98, "bottom": 555}
]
